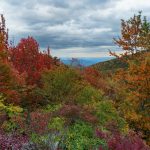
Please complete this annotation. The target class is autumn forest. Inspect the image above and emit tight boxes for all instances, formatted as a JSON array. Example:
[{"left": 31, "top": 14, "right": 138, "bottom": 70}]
[{"left": 0, "top": 12, "right": 150, "bottom": 150}]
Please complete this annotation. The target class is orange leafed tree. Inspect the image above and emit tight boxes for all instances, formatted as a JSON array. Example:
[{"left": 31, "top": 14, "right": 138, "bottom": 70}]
[
  {"left": 110, "top": 13, "right": 150, "bottom": 144},
  {"left": 110, "top": 12, "right": 150, "bottom": 60}
]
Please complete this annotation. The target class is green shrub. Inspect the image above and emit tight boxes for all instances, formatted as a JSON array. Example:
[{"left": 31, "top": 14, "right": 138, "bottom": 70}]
[
  {"left": 76, "top": 85, "right": 104, "bottom": 104},
  {"left": 0, "top": 94, "right": 23, "bottom": 132},
  {"left": 39, "top": 67, "right": 84, "bottom": 103},
  {"left": 94, "top": 101, "right": 128, "bottom": 133},
  {"left": 48, "top": 117, "right": 65, "bottom": 131},
  {"left": 30, "top": 117, "right": 65, "bottom": 150},
  {"left": 60, "top": 120, "right": 107, "bottom": 150}
]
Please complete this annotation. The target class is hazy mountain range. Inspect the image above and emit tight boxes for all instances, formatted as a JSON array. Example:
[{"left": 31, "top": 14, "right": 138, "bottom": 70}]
[{"left": 60, "top": 57, "right": 114, "bottom": 67}]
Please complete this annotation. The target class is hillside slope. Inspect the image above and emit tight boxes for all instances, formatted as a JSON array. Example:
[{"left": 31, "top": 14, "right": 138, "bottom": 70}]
[
  {"left": 92, "top": 57, "right": 128, "bottom": 73},
  {"left": 91, "top": 50, "right": 149, "bottom": 73}
]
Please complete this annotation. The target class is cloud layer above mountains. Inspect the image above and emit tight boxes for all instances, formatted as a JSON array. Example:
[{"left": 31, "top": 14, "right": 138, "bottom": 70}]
[{"left": 0, "top": 0, "right": 150, "bottom": 57}]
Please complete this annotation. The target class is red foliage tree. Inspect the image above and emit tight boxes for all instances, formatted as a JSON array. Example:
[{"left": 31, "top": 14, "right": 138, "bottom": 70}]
[
  {"left": 0, "top": 15, "right": 22, "bottom": 105},
  {"left": 10, "top": 37, "right": 59, "bottom": 85}
]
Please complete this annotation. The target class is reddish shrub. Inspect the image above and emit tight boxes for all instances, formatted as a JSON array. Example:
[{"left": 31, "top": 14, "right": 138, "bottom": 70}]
[
  {"left": 58, "top": 104, "right": 98, "bottom": 125},
  {"left": 96, "top": 130, "right": 149, "bottom": 150}
]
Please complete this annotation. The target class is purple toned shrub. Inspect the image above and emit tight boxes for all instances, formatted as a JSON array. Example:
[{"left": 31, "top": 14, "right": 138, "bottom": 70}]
[{"left": 0, "top": 130, "right": 29, "bottom": 150}]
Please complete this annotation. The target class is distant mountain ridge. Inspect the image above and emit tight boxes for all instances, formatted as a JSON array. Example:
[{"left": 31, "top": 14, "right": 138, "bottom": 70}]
[
  {"left": 91, "top": 51, "right": 148, "bottom": 73},
  {"left": 60, "top": 57, "right": 114, "bottom": 66}
]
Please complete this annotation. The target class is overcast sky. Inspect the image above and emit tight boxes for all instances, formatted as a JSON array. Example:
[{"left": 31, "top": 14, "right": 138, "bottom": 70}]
[{"left": 0, "top": 0, "right": 150, "bottom": 57}]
